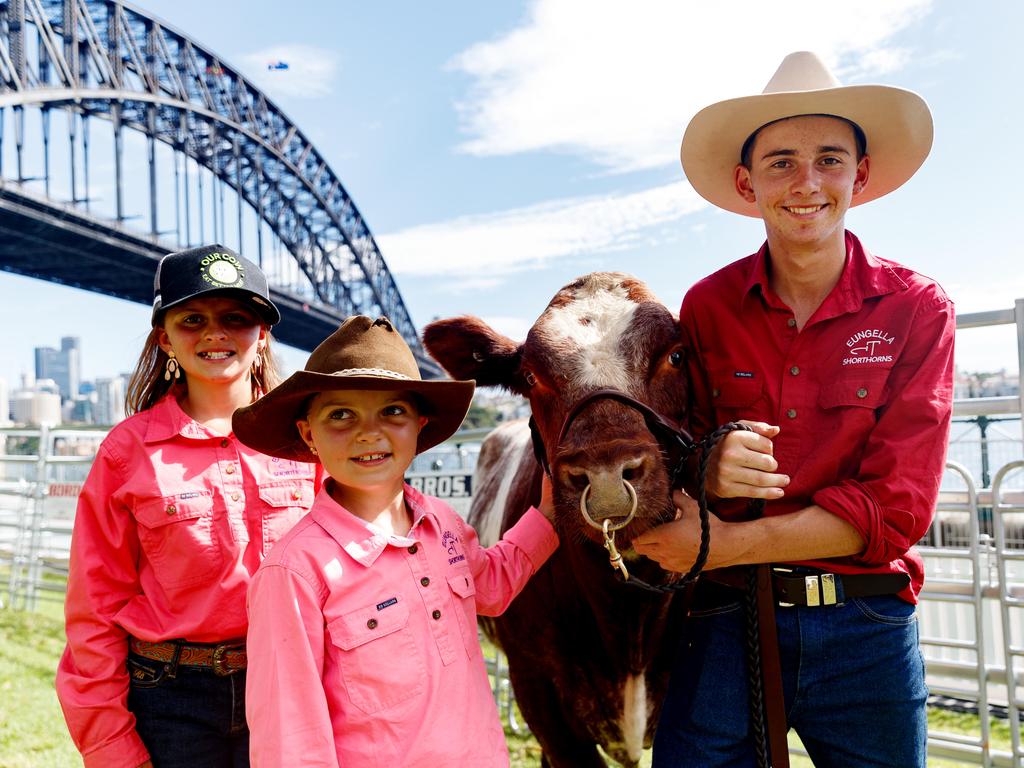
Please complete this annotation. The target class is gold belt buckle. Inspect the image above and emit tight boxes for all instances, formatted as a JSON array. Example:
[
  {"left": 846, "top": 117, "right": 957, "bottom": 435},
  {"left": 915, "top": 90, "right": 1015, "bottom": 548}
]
[
  {"left": 211, "top": 643, "right": 245, "bottom": 676},
  {"left": 804, "top": 573, "right": 838, "bottom": 607}
]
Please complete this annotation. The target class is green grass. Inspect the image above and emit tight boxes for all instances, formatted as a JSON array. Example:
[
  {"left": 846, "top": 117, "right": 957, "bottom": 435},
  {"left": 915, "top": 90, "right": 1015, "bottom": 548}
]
[{"left": 0, "top": 594, "right": 1016, "bottom": 767}]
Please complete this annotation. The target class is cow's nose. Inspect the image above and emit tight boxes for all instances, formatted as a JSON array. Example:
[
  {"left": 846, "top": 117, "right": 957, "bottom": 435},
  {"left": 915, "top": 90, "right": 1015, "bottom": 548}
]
[{"left": 562, "top": 457, "right": 646, "bottom": 522}]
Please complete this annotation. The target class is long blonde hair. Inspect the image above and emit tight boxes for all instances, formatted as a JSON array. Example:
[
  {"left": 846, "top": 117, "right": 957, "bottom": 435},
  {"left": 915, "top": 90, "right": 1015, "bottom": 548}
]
[{"left": 125, "top": 327, "right": 282, "bottom": 416}]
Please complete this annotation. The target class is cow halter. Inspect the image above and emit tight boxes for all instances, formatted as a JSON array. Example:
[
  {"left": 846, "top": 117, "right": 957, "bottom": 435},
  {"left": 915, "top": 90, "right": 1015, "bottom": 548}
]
[{"left": 530, "top": 388, "right": 697, "bottom": 582}]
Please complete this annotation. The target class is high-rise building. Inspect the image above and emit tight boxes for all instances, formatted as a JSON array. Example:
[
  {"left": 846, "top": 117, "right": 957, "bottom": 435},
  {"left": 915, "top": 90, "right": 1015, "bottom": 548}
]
[
  {"left": 94, "top": 375, "right": 128, "bottom": 426},
  {"left": 34, "top": 336, "right": 81, "bottom": 402}
]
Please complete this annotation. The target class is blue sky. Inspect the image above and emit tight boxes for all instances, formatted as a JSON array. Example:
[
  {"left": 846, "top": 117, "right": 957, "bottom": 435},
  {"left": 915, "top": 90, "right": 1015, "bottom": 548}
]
[{"left": 2, "top": 0, "right": 1022, "bottom": 388}]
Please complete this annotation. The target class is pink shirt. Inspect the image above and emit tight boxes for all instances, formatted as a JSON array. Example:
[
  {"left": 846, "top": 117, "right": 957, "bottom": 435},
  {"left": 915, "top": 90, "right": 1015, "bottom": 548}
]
[
  {"left": 246, "top": 483, "right": 558, "bottom": 768},
  {"left": 56, "top": 395, "right": 317, "bottom": 768}
]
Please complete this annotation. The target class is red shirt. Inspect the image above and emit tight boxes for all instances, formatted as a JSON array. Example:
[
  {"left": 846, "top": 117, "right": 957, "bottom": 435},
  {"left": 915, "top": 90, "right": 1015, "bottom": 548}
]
[
  {"left": 680, "top": 231, "right": 954, "bottom": 602},
  {"left": 56, "top": 395, "right": 318, "bottom": 768}
]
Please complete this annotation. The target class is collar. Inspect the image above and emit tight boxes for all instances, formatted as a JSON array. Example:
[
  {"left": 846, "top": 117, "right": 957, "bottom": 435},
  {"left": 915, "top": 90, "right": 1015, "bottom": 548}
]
[
  {"left": 143, "top": 395, "right": 229, "bottom": 443},
  {"left": 741, "top": 230, "right": 908, "bottom": 320},
  {"left": 310, "top": 481, "right": 443, "bottom": 568}
]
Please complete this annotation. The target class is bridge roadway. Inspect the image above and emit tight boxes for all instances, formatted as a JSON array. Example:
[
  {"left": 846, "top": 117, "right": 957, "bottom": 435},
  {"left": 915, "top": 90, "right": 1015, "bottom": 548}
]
[{"left": 0, "top": 183, "right": 440, "bottom": 373}]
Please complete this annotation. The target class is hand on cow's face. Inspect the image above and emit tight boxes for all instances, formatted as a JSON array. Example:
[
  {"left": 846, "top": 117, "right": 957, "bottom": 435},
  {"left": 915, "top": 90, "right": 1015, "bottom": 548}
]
[
  {"left": 632, "top": 489, "right": 770, "bottom": 572},
  {"left": 537, "top": 475, "right": 557, "bottom": 523}
]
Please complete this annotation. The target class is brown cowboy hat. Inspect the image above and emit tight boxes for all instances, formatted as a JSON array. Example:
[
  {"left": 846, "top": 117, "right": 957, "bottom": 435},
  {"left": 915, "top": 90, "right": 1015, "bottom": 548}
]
[
  {"left": 681, "top": 51, "right": 933, "bottom": 217},
  {"left": 233, "top": 315, "right": 474, "bottom": 461}
]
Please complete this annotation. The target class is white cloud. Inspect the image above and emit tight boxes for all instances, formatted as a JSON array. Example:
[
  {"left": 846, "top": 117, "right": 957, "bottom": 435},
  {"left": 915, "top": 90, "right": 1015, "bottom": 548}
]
[
  {"left": 377, "top": 180, "right": 707, "bottom": 281},
  {"left": 451, "top": 0, "right": 934, "bottom": 172},
  {"left": 237, "top": 45, "right": 339, "bottom": 99}
]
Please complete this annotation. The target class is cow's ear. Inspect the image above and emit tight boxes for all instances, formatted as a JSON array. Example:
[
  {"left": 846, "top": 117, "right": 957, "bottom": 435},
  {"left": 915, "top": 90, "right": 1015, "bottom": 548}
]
[{"left": 423, "top": 316, "right": 523, "bottom": 390}]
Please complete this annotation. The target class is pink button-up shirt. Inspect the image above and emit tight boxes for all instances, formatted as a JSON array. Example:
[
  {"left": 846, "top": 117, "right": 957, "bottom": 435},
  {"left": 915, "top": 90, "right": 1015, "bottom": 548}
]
[
  {"left": 246, "top": 483, "right": 558, "bottom": 768},
  {"left": 56, "top": 395, "right": 317, "bottom": 768}
]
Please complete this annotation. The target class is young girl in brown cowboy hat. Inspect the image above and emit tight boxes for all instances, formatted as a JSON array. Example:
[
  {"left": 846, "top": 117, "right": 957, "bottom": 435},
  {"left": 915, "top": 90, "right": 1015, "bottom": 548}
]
[
  {"left": 56, "top": 245, "right": 318, "bottom": 768},
  {"left": 233, "top": 315, "right": 558, "bottom": 768}
]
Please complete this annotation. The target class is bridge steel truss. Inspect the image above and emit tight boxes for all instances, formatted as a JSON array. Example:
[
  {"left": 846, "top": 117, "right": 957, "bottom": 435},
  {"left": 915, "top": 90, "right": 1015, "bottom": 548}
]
[{"left": 0, "top": 0, "right": 440, "bottom": 374}]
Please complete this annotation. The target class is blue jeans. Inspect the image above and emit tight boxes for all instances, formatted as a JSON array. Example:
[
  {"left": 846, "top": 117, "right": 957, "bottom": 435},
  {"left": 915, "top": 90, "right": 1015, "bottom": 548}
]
[
  {"left": 652, "top": 590, "right": 927, "bottom": 768},
  {"left": 126, "top": 652, "right": 250, "bottom": 768}
]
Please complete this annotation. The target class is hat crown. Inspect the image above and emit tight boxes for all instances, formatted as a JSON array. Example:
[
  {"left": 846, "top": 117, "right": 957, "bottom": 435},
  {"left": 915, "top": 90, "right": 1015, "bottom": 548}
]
[
  {"left": 305, "top": 315, "right": 421, "bottom": 380},
  {"left": 762, "top": 51, "right": 841, "bottom": 94}
]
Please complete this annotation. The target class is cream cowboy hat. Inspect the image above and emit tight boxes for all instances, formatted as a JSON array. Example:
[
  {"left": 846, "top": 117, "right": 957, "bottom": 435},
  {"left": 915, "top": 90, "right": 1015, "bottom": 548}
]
[
  {"left": 233, "top": 315, "right": 474, "bottom": 462},
  {"left": 680, "top": 51, "right": 933, "bottom": 217}
]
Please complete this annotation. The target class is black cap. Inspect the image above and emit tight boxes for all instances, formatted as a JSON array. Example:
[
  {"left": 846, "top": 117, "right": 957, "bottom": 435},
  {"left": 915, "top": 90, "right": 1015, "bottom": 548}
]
[{"left": 151, "top": 244, "right": 281, "bottom": 326}]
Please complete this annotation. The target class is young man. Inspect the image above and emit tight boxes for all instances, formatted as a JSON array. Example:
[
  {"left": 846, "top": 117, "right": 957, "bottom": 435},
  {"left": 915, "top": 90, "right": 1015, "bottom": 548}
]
[{"left": 634, "top": 52, "right": 954, "bottom": 767}]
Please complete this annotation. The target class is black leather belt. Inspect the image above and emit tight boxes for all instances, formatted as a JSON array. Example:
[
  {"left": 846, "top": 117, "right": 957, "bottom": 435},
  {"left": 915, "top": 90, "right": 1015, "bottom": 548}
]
[
  {"left": 704, "top": 567, "right": 910, "bottom": 607},
  {"left": 770, "top": 568, "right": 909, "bottom": 607}
]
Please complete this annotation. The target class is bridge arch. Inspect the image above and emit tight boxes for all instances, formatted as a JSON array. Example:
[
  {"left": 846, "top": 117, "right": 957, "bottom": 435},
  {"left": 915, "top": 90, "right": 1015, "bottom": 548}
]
[{"left": 0, "top": 0, "right": 439, "bottom": 373}]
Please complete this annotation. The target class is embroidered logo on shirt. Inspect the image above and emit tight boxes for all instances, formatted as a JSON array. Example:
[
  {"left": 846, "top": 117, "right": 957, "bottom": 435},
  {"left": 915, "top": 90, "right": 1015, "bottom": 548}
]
[
  {"left": 376, "top": 597, "right": 398, "bottom": 611},
  {"left": 441, "top": 531, "right": 465, "bottom": 565},
  {"left": 268, "top": 457, "right": 308, "bottom": 477},
  {"left": 177, "top": 491, "right": 205, "bottom": 500},
  {"left": 843, "top": 329, "right": 896, "bottom": 366},
  {"left": 734, "top": 371, "right": 755, "bottom": 378}
]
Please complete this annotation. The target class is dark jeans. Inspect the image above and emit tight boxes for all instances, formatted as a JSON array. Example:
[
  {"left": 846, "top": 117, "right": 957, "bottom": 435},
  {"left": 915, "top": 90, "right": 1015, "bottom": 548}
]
[
  {"left": 126, "top": 652, "right": 250, "bottom": 768},
  {"left": 652, "top": 591, "right": 928, "bottom": 768}
]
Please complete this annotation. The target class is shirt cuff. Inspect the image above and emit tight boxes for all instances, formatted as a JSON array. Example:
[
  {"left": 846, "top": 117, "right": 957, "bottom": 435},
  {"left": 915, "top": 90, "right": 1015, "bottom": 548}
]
[
  {"left": 82, "top": 731, "right": 150, "bottom": 768},
  {"left": 502, "top": 507, "right": 559, "bottom": 571}
]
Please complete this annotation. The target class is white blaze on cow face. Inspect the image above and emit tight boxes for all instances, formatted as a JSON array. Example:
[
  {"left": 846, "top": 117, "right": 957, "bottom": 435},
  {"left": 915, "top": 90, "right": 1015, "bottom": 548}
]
[{"left": 542, "top": 282, "right": 639, "bottom": 394}]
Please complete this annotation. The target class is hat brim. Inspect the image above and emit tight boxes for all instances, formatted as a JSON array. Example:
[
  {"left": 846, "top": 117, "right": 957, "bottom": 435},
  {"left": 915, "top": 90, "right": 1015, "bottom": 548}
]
[
  {"left": 232, "top": 371, "right": 475, "bottom": 462},
  {"left": 153, "top": 288, "right": 281, "bottom": 326},
  {"left": 681, "top": 83, "right": 933, "bottom": 217}
]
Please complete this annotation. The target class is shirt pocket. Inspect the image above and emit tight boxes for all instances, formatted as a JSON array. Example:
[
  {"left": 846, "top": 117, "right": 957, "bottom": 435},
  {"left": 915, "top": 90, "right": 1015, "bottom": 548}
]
[
  {"left": 132, "top": 492, "right": 221, "bottom": 591},
  {"left": 256, "top": 480, "right": 314, "bottom": 555},
  {"left": 327, "top": 597, "right": 426, "bottom": 714},
  {"left": 816, "top": 371, "right": 889, "bottom": 438},
  {"left": 447, "top": 570, "right": 480, "bottom": 659},
  {"left": 710, "top": 374, "right": 766, "bottom": 426}
]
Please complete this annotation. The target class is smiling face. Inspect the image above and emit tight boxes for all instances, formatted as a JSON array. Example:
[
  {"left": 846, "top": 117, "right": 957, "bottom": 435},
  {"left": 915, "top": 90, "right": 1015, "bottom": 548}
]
[
  {"left": 296, "top": 389, "right": 427, "bottom": 506},
  {"left": 734, "top": 115, "right": 870, "bottom": 250},
  {"left": 157, "top": 296, "right": 266, "bottom": 388}
]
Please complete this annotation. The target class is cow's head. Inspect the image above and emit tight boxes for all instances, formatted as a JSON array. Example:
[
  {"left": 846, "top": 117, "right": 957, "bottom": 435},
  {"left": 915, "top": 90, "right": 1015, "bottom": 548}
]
[{"left": 423, "top": 272, "right": 689, "bottom": 551}]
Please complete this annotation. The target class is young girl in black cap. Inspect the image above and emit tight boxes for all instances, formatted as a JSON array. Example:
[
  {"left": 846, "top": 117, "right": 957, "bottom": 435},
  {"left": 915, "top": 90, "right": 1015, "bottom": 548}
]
[{"left": 56, "top": 245, "right": 318, "bottom": 768}]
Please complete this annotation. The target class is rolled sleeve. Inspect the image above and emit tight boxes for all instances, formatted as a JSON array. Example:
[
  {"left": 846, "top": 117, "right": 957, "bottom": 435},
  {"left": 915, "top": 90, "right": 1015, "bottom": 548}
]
[{"left": 813, "top": 292, "right": 955, "bottom": 565}]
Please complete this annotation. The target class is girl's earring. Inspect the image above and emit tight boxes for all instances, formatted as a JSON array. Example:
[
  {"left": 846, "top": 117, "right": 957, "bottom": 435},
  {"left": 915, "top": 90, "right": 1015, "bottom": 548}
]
[
  {"left": 309, "top": 445, "right": 318, "bottom": 456},
  {"left": 252, "top": 348, "right": 264, "bottom": 377},
  {"left": 164, "top": 351, "right": 181, "bottom": 382}
]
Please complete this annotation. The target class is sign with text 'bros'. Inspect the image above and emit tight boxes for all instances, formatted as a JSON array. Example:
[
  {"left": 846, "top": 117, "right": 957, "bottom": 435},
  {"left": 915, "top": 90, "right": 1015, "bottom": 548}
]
[{"left": 405, "top": 472, "right": 472, "bottom": 499}]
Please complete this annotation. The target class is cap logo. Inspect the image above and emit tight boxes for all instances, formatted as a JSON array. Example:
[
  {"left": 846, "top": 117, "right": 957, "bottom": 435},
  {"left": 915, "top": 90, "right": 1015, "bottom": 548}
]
[{"left": 200, "top": 252, "right": 245, "bottom": 288}]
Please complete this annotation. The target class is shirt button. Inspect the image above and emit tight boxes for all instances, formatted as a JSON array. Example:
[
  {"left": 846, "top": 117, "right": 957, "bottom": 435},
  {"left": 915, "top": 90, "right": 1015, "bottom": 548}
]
[
  {"left": 432, "top": 610, "right": 442, "bottom": 620},
  {"left": 231, "top": 492, "right": 240, "bottom": 502},
  {"left": 408, "top": 544, "right": 418, "bottom": 555},
  {"left": 420, "top": 577, "right": 430, "bottom": 587},
  {"left": 856, "top": 387, "right": 868, "bottom": 398},
  {"left": 787, "top": 318, "right": 797, "bottom": 328},
  {"left": 165, "top": 504, "right": 176, "bottom": 515},
  {"left": 220, "top": 438, "right": 229, "bottom": 448},
  {"left": 366, "top": 618, "right": 378, "bottom": 629},
  {"left": 786, "top": 408, "right": 797, "bottom": 419},
  {"left": 292, "top": 489, "right": 302, "bottom": 500},
  {"left": 225, "top": 465, "right": 235, "bottom": 475},
  {"left": 712, "top": 388, "right": 720, "bottom": 398},
  {"left": 789, "top": 366, "right": 800, "bottom": 376}
]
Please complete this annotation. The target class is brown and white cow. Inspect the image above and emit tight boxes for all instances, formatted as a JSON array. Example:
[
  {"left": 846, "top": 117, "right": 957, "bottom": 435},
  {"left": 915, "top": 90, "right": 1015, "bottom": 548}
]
[{"left": 423, "top": 272, "right": 692, "bottom": 768}]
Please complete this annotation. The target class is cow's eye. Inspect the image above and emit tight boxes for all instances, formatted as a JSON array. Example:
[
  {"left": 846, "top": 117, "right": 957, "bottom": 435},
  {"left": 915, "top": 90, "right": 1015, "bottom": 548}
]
[
  {"left": 668, "top": 351, "right": 683, "bottom": 368},
  {"left": 523, "top": 369, "right": 537, "bottom": 387}
]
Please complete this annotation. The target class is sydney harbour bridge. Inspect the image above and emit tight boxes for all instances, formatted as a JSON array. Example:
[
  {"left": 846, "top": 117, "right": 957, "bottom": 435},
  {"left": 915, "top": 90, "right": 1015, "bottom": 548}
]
[{"left": 0, "top": 0, "right": 441, "bottom": 375}]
